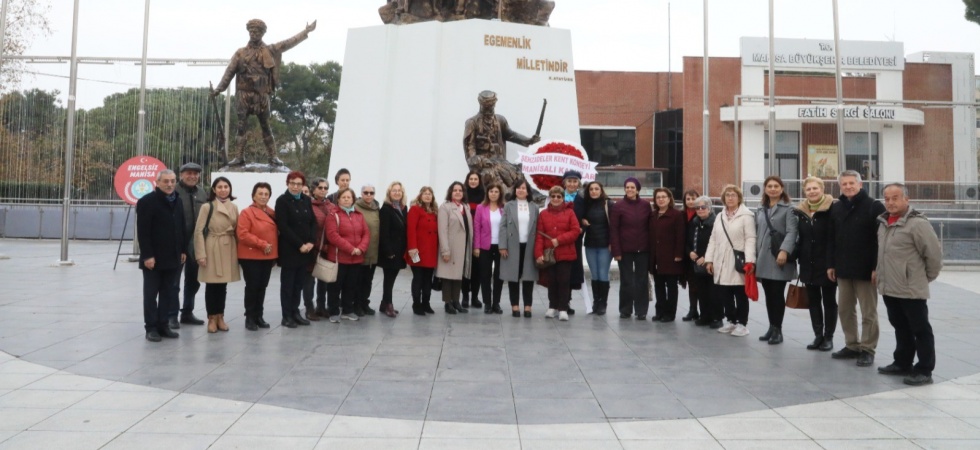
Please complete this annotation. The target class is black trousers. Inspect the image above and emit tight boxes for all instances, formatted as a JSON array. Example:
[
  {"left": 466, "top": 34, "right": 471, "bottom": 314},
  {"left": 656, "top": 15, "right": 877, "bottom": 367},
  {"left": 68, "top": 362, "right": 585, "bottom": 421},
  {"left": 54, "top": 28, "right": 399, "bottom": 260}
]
[
  {"left": 279, "top": 265, "right": 309, "bottom": 319},
  {"left": 618, "top": 251, "right": 649, "bottom": 317},
  {"left": 462, "top": 254, "right": 480, "bottom": 303},
  {"left": 328, "top": 263, "right": 361, "bottom": 316},
  {"left": 380, "top": 265, "right": 401, "bottom": 309},
  {"left": 547, "top": 261, "right": 573, "bottom": 311},
  {"left": 240, "top": 259, "right": 273, "bottom": 320},
  {"left": 170, "top": 259, "right": 200, "bottom": 318},
  {"left": 883, "top": 295, "right": 935, "bottom": 376},
  {"left": 410, "top": 266, "right": 434, "bottom": 303},
  {"left": 760, "top": 278, "right": 788, "bottom": 328},
  {"left": 302, "top": 276, "right": 330, "bottom": 311},
  {"left": 358, "top": 264, "right": 377, "bottom": 308},
  {"left": 508, "top": 243, "right": 534, "bottom": 307},
  {"left": 715, "top": 284, "right": 749, "bottom": 325},
  {"left": 689, "top": 274, "right": 715, "bottom": 321},
  {"left": 806, "top": 283, "right": 838, "bottom": 339},
  {"left": 204, "top": 283, "right": 227, "bottom": 315},
  {"left": 653, "top": 274, "right": 679, "bottom": 319},
  {"left": 478, "top": 244, "right": 504, "bottom": 306},
  {"left": 143, "top": 267, "right": 179, "bottom": 331}
]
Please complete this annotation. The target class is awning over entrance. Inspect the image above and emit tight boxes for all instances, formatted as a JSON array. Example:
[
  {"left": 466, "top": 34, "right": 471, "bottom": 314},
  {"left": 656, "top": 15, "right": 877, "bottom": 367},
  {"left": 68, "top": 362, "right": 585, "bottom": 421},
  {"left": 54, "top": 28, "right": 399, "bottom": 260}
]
[{"left": 719, "top": 104, "right": 925, "bottom": 125}]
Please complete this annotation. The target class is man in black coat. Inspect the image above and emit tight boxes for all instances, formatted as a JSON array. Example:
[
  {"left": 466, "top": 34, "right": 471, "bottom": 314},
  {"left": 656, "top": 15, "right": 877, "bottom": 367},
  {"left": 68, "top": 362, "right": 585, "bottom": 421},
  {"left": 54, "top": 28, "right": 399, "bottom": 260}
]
[
  {"left": 170, "top": 162, "right": 207, "bottom": 329},
  {"left": 827, "top": 170, "right": 886, "bottom": 367},
  {"left": 136, "top": 169, "right": 187, "bottom": 342}
]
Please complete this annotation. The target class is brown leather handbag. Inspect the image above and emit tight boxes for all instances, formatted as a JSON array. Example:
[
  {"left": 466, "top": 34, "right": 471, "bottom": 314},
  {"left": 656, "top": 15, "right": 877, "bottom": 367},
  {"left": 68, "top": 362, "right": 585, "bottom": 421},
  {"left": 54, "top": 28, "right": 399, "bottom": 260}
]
[{"left": 786, "top": 280, "right": 809, "bottom": 309}]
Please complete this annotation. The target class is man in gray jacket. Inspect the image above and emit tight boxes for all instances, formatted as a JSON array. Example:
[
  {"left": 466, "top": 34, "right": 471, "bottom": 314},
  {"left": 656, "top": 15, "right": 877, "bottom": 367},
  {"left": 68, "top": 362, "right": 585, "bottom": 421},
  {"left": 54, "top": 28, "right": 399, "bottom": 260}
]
[
  {"left": 170, "top": 162, "right": 208, "bottom": 328},
  {"left": 874, "top": 183, "right": 942, "bottom": 386}
]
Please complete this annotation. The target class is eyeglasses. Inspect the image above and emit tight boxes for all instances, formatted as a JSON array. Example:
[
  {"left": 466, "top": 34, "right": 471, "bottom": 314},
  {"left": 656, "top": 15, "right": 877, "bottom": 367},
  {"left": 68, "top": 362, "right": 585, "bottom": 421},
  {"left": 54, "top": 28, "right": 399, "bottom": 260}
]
[
  {"left": 287, "top": 181, "right": 304, "bottom": 187},
  {"left": 315, "top": 186, "right": 327, "bottom": 190},
  {"left": 695, "top": 205, "right": 710, "bottom": 210},
  {"left": 550, "top": 194, "right": 564, "bottom": 199},
  {"left": 362, "top": 191, "right": 375, "bottom": 195}
]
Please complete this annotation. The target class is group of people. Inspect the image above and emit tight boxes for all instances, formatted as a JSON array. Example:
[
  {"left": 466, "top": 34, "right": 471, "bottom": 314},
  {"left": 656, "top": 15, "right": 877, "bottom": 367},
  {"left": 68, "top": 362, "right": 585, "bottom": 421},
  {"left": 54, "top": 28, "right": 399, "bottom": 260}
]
[{"left": 138, "top": 164, "right": 941, "bottom": 386}]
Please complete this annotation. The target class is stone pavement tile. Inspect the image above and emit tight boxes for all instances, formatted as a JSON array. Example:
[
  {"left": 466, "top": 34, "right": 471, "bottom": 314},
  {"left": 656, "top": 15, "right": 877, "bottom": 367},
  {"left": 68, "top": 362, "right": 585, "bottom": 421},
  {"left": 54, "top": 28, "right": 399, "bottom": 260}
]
[
  {"left": 774, "top": 400, "right": 866, "bottom": 418},
  {"left": 359, "top": 364, "right": 438, "bottom": 382},
  {"left": 257, "top": 392, "right": 345, "bottom": 415},
  {"left": 716, "top": 440, "right": 823, "bottom": 449},
  {"left": 678, "top": 397, "right": 771, "bottom": 418},
  {"left": 514, "top": 398, "right": 605, "bottom": 424},
  {"left": 0, "top": 408, "right": 60, "bottom": 431},
  {"left": 876, "top": 417, "right": 980, "bottom": 439},
  {"left": 417, "top": 438, "right": 521, "bottom": 450},
  {"left": 337, "top": 395, "right": 429, "bottom": 420},
  {"left": 520, "top": 439, "right": 624, "bottom": 450},
  {"left": 29, "top": 408, "right": 150, "bottom": 432},
  {"left": 22, "top": 373, "right": 114, "bottom": 391},
  {"left": 129, "top": 410, "right": 243, "bottom": 434},
  {"left": 610, "top": 418, "right": 713, "bottom": 440},
  {"left": 71, "top": 389, "right": 177, "bottom": 411},
  {"left": 314, "top": 437, "right": 420, "bottom": 450},
  {"left": 0, "top": 388, "right": 93, "bottom": 409},
  {"left": 785, "top": 417, "right": 903, "bottom": 440},
  {"left": 100, "top": 432, "right": 220, "bottom": 450},
  {"left": 698, "top": 417, "right": 809, "bottom": 440},
  {"left": 620, "top": 440, "right": 723, "bottom": 450},
  {"left": 323, "top": 415, "right": 424, "bottom": 438},
  {"left": 0, "top": 373, "right": 48, "bottom": 390},
  {"left": 511, "top": 381, "right": 593, "bottom": 399},
  {"left": 103, "top": 381, "right": 168, "bottom": 393},
  {"left": 425, "top": 395, "right": 516, "bottom": 424},
  {"left": 224, "top": 404, "right": 331, "bottom": 437},
  {"left": 904, "top": 384, "right": 980, "bottom": 401},
  {"left": 598, "top": 397, "right": 693, "bottom": 420},
  {"left": 157, "top": 392, "right": 253, "bottom": 413},
  {"left": 519, "top": 422, "right": 617, "bottom": 440},
  {"left": 0, "top": 431, "right": 13, "bottom": 444},
  {"left": 436, "top": 367, "right": 509, "bottom": 382},
  {"left": 815, "top": 440, "right": 924, "bottom": 450},
  {"left": 579, "top": 367, "right": 659, "bottom": 385},
  {"left": 844, "top": 396, "right": 951, "bottom": 418},
  {"left": 430, "top": 381, "right": 511, "bottom": 399},
  {"left": 924, "top": 399, "right": 980, "bottom": 417},
  {"left": 508, "top": 364, "right": 585, "bottom": 383},
  {"left": 349, "top": 379, "right": 432, "bottom": 398},
  {"left": 423, "top": 420, "right": 519, "bottom": 439},
  {"left": 208, "top": 435, "right": 320, "bottom": 449},
  {"left": 911, "top": 439, "right": 980, "bottom": 449},
  {"left": 0, "top": 430, "right": 118, "bottom": 450},
  {"left": 0, "top": 359, "right": 58, "bottom": 375}
]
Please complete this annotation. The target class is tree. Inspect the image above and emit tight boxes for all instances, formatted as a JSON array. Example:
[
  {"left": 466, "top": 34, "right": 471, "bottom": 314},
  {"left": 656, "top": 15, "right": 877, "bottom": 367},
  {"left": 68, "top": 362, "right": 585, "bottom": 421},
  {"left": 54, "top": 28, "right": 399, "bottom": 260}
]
[
  {"left": 1, "top": 0, "right": 53, "bottom": 92},
  {"left": 270, "top": 61, "right": 341, "bottom": 157}
]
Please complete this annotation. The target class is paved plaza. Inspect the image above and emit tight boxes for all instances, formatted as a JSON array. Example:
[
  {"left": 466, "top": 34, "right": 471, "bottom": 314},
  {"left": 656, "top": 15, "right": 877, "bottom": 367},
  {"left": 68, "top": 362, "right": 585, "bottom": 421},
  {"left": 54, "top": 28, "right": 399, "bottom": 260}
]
[{"left": 1, "top": 239, "right": 980, "bottom": 448}]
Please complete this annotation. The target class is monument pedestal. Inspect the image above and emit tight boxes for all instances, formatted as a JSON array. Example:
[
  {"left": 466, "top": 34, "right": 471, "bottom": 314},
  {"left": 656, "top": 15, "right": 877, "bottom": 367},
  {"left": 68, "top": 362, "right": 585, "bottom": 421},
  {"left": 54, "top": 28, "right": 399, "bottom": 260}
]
[{"left": 331, "top": 19, "right": 580, "bottom": 195}]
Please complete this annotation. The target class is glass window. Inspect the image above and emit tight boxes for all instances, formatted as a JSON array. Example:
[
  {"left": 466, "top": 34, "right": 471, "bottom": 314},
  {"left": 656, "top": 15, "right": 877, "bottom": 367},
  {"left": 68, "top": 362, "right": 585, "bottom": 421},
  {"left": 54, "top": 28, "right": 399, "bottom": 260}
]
[
  {"left": 844, "top": 132, "right": 879, "bottom": 182},
  {"left": 580, "top": 128, "right": 636, "bottom": 166}
]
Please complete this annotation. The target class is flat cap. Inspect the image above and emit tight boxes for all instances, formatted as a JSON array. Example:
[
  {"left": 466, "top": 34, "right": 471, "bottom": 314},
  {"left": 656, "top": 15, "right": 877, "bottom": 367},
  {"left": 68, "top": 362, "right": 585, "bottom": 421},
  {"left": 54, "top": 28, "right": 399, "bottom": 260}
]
[{"left": 179, "top": 162, "right": 203, "bottom": 173}]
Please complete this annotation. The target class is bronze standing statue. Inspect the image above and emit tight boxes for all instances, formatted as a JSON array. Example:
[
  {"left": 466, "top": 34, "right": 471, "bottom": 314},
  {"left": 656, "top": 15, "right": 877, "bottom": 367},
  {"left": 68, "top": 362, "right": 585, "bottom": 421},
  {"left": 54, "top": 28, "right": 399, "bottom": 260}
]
[
  {"left": 463, "top": 90, "right": 540, "bottom": 188},
  {"left": 211, "top": 19, "right": 317, "bottom": 167}
]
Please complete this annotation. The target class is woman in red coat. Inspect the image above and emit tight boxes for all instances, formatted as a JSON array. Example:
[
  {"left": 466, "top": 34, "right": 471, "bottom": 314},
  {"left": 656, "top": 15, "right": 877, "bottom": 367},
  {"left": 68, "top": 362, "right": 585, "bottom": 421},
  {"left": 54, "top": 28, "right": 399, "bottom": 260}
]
[
  {"left": 323, "top": 188, "right": 370, "bottom": 322},
  {"left": 649, "top": 187, "right": 687, "bottom": 322},
  {"left": 535, "top": 186, "right": 582, "bottom": 321},
  {"left": 406, "top": 186, "right": 440, "bottom": 315},
  {"left": 236, "top": 182, "right": 278, "bottom": 331}
]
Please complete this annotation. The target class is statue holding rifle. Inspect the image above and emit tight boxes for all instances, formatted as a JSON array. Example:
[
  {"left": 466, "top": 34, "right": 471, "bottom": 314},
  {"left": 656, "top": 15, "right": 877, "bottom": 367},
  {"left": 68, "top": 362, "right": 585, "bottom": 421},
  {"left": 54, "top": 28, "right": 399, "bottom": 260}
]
[
  {"left": 211, "top": 19, "right": 317, "bottom": 167},
  {"left": 463, "top": 90, "right": 544, "bottom": 188}
]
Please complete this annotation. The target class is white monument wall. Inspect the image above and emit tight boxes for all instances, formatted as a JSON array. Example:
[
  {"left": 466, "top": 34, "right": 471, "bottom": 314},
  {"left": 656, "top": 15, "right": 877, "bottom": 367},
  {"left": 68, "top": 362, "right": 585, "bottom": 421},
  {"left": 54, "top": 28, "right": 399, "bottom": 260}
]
[{"left": 330, "top": 19, "right": 581, "bottom": 197}]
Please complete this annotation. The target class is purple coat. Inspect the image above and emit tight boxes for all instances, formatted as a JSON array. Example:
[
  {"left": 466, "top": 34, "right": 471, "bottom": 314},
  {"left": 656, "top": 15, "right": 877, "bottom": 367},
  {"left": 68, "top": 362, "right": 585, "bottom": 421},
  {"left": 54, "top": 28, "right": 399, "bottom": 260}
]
[
  {"left": 648, "top": 207, "right": 686, "bottom": 275},
  {"left": 473, "top": 204, "right": 504, "bottom": 251},
  {"left": 609, "top": 197, "right": 652, "bottom": 257}
]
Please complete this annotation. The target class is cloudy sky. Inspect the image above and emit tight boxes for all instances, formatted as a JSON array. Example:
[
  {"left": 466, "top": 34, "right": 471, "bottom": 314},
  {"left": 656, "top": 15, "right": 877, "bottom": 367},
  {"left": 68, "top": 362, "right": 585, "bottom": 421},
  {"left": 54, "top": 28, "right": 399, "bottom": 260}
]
[{"left": 20, "top": 0, "right": 980, "bottom": 109}]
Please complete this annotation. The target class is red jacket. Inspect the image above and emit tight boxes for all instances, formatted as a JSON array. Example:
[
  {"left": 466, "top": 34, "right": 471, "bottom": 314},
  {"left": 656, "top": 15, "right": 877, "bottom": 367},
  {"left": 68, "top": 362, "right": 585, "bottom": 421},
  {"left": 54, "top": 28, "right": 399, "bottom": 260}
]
[
  {"left": 322, "top": 209, "right": 369, "bottom": 265},
  {"left": 534, "top": 203, "right": 581, "bottom": 262},
  {"left": 648, "top": 206, "right": 686, "bottom": 275},
  {"left": 406, "top": 205, "right": 439, "bottom": 268},
  {"left": 236, "top": 204, "right": 278, "bottom": 261}
]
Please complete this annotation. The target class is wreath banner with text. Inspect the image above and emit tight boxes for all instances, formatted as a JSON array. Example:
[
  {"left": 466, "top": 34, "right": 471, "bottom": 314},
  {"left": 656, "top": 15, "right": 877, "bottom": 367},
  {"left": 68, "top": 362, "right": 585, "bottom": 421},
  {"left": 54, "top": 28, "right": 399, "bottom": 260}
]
[{"left": 517, "top": 140, "right": 598, "bottom": 194}]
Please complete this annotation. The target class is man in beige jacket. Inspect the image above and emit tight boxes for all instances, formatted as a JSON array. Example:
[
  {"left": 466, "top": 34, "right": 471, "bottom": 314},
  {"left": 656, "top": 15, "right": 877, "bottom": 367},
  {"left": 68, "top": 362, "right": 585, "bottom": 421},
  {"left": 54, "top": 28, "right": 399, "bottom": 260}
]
[{"left": 873, "top": 183, "right": 943, "bottom": 386}]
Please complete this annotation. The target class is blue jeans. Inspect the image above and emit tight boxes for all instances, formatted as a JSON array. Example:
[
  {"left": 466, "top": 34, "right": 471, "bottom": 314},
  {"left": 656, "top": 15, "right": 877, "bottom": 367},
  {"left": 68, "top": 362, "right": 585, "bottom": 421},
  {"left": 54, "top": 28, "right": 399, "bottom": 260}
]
[{"left": 584, "top": 246, "right": 612, "bottom": 281}]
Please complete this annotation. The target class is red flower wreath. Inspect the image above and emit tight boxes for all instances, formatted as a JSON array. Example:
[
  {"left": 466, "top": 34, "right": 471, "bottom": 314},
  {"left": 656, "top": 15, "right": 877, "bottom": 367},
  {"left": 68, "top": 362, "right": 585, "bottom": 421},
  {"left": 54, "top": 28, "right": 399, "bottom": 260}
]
[{"left": 524, "top": 141, "right": 589, "bottom": 194}]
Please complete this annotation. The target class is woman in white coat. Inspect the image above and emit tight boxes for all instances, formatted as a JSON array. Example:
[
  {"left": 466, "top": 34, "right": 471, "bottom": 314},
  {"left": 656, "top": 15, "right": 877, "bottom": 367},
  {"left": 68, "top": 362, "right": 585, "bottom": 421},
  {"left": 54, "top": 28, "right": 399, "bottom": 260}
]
[{"left": 705, "top": 184, "right": 756, "bottom": 337}]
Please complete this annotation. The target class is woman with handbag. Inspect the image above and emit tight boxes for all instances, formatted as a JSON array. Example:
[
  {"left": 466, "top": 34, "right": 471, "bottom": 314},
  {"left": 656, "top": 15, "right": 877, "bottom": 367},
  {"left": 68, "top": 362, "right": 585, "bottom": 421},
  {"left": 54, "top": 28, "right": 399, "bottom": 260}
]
[
  {"left": 194, "top": 177, "right": 241, "bottom": 333},
  {"left": 581, "top": 181, "right": 613, "bottom": 316},
  {"left": 704, "top": 184, "right": 756, "bottom": 337},
  {"left": 499, "top": 178, "right": 539, "bottom": 318},
  {"left": 378, "top": 181, "right": 408, "bottom": 318},
  {"left": 407, "top": 186, "right": 439, "bottom": 315},
  {"left": 681, "top": 189, "right": 702, "bottom": 322},
  {"left": 473, "top": 183, "right": 506, "bottom": 314},
  {"left": 437, "top": 181, "right": 475, "bottom": 314},
  {"left": 324, "top": 188, "right": 370, "bottom": 323},
  {"left": 276, "top": 171, "right": 317, "bottom": 328},
  {"left": 686, "top": 195, "right": 718, "bottom": 328},
  {"left": 305, "top": 177, "right": 333, "bottom": 321},
  {"left": 535, "top": 185, "right": 582, "bottom": 321},
  {"left": 754, "top": 176, "right": 799, "bottom": 345},
  {"left": 609, "top": 177, "right": 651, "bottom": 319},
  {"left": 648, "top": 187, "right": 687, "bottom": 322},
  {"left": 794, "top": 176, "right": 838, "bottom": 351},
  {"left": 237, "top": 182, "right": 278, "bottom": 331}
]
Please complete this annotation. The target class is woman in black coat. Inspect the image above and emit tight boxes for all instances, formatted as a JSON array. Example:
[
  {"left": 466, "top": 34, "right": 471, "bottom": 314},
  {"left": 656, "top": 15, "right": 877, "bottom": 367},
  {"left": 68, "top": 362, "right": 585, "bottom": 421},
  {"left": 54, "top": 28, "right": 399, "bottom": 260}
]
[
  {"left": 378, "top": 181, "right": 409, "bottom": 318},
  {"left": 793, "top": 176, "right": 837, "bottom": 351},
  {"left": 276, "top": 171, "right": 317, "bottom": 328},
  {"left": 685, "top": 195, "right": 718, "bottom": 327}
]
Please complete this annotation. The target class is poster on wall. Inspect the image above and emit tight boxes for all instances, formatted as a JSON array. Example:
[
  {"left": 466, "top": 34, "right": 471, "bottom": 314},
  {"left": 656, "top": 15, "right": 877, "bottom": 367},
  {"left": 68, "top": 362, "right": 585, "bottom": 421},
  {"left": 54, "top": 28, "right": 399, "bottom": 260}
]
[{"left": 807, "top": 145, "right": 839, "bottom": 178}]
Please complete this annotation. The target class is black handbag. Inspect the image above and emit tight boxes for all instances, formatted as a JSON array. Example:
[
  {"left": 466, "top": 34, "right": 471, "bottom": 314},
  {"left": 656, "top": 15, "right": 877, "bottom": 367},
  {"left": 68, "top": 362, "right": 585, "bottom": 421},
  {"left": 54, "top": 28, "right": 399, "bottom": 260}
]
[
  {"left": 431, "top": 275, "right": 442, "bottom": 291},
  {"left": 720, "top": 215, "right": 747, "bottom": 274},
  {"left": 763, "top": 206, "right": 787, "bottom": 258}
]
